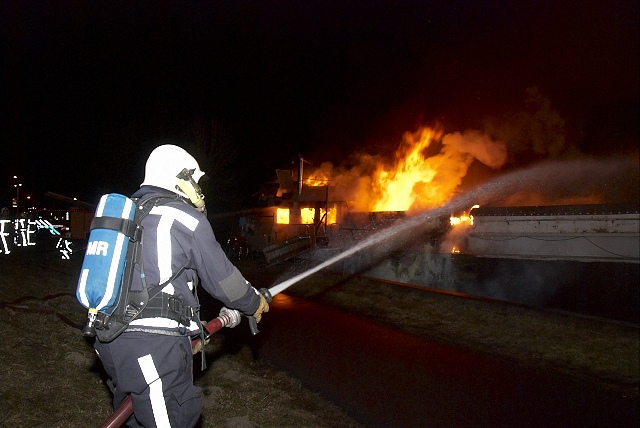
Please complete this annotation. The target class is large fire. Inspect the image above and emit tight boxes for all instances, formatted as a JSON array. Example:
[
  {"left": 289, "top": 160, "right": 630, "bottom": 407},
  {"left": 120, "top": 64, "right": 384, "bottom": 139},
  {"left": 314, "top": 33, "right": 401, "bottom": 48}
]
[
  {"left": 373, "top": 127, "right": 443, "bottom": 211},
  {"left": 299, "top": 125, "right": 508, "bottom": 256},
  {"left": 306, "top": 126, "right": 507, "bottom": 213}
]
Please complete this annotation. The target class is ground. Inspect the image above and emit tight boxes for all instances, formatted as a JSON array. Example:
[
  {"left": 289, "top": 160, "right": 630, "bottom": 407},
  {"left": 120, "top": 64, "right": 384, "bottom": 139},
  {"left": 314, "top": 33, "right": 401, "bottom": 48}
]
[
  {"left": 238, "top": 257, "right": 639, "bottom": 397},
  {"left": 0, "top": 246, "right": 637, "bottom": 427}
]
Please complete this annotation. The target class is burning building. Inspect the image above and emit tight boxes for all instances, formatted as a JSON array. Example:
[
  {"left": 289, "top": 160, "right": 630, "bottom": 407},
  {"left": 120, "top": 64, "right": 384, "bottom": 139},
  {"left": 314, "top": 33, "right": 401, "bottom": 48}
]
[
  {"left": 245, "top": 126, "right": 507, "bottom": 263},
  {"left": 238, "top": 123, "right": 639, "bottom": 323}
]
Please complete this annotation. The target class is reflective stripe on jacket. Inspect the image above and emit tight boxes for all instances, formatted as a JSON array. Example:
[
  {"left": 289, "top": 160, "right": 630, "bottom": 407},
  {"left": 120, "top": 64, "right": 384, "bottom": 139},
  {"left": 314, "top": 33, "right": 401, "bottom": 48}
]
[{"left": 127, "top": 186, "right": 260, "bottom": 334}]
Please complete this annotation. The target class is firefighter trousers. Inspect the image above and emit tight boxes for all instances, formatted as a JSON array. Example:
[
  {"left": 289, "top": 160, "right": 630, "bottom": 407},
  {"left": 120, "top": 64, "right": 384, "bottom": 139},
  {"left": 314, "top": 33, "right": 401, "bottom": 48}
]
[{"left": 94, "top": 331, "right": 202, "bottom": 428}]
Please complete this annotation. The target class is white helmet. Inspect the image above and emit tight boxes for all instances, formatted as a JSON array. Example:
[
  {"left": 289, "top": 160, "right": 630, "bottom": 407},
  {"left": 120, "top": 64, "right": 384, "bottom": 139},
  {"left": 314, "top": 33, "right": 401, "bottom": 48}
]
[{"left": 141, "top": 145, "right": 206, "bottom": 203}]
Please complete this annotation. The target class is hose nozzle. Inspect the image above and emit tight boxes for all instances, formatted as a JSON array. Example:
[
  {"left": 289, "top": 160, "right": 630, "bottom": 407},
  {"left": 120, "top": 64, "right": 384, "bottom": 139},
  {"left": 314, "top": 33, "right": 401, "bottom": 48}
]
[{"left": 248, "top": 288, "right": 273, "bottom": 335}]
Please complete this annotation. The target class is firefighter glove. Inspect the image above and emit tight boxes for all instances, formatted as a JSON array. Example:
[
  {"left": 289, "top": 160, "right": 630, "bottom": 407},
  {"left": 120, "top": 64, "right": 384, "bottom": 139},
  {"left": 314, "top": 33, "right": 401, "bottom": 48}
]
[{"left": 253, "top": 293, "right": 270, "bottom": 323}]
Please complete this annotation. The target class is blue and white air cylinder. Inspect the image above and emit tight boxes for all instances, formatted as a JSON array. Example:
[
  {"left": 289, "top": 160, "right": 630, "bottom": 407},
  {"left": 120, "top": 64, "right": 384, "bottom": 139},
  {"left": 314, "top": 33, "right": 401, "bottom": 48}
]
[{"left": 76, "top": 193, "right": 136, "bottom": 325}]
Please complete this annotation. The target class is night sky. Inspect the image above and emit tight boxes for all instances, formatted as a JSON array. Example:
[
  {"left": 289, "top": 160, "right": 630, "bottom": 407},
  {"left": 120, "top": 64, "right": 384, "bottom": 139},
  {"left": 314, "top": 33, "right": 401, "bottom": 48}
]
[{"left": 2, "top": 1, "right": 638, "bottom": 212}]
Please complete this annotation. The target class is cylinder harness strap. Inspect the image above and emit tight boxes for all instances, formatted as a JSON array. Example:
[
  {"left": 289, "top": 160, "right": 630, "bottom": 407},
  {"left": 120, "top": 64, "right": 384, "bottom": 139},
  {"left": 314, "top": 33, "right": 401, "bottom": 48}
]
[{"left": 138, "top": 291, "right": 194, "bottom": 333}]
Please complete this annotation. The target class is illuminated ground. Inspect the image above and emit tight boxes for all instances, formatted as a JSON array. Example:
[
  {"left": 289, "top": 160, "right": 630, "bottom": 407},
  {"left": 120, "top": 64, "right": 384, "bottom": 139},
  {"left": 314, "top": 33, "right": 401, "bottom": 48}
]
[{"left": 237, "top": 257, "right": 639, "bottom": 395}]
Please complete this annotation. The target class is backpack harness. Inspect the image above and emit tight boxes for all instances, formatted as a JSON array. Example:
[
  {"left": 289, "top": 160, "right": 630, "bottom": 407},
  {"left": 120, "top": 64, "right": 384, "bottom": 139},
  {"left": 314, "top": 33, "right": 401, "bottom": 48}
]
[{"left": 81, "top": 194, "right": 203, "bottom": 345}]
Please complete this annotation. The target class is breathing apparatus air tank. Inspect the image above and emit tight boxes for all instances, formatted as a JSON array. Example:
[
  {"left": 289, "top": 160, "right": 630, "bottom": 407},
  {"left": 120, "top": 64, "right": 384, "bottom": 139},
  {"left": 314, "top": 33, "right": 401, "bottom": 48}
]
[{"left": 76, "top": 193, "right": 138, "bottom": 337}]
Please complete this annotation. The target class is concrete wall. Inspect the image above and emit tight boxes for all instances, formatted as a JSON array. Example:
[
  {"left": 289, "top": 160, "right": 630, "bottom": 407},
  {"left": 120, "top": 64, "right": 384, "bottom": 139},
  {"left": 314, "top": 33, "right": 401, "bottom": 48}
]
[{"left": 466, "top": 205, "right": 639, "bottom": 262}]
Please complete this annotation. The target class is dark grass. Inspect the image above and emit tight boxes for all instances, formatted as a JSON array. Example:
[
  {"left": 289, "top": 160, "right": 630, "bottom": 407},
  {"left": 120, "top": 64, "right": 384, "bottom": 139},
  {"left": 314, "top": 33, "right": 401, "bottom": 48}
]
[{"left": 0, "top": 249, "right": 362, "bottom": 428}]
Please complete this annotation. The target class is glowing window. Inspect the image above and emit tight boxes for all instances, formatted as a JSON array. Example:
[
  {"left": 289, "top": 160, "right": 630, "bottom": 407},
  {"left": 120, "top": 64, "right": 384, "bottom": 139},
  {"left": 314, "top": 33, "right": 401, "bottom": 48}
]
[
  {"left": 301, "top": 208, "right": 315, "bottom": 224},
  {"left": 276, "top": 208, "right": 290, "bottom": 224}
]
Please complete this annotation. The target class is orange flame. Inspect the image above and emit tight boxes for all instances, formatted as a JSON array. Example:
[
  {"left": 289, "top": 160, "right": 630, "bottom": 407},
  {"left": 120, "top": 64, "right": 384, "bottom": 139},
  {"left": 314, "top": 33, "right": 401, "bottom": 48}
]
[
  {"left": 444, "top": 205, "right": 480, "bottom": 253},
  {"left": 370, "top": 127, "right": 506, "bottom": 212},
  {"left": 450, "top": 205, "right": 479, "bottom": 226},
  {"left": 372, "top": 128, "right": 442, "bottom": 211},
  {"left": 305, "top": 126, "right": 506, "bottom": 213},
  {"left": 300, "top": 207, "right": 337, "bottom": 224},
  {"left": 305, "top": 175, "right": 330, "bottom": 187}
]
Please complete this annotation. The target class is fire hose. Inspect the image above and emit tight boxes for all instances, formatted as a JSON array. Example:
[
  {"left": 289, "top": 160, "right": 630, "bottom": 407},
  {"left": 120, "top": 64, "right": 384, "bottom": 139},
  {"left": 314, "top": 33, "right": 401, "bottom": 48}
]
[{"left": 100, "top": 289, "right": 273, "bottom": 428}]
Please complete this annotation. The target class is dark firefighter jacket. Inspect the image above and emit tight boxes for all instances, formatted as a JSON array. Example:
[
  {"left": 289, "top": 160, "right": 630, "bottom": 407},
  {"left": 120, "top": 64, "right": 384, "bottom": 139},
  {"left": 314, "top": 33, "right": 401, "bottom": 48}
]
[{"left": 126, "top": 186, "right": 260, "bottom": 335}]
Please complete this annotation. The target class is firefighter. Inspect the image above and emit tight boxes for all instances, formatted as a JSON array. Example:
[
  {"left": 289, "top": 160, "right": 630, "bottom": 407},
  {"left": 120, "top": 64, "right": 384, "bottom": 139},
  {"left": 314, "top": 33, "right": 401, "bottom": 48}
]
[{"left": 93, "top": 144, "right": 269, "bottom": 427}]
